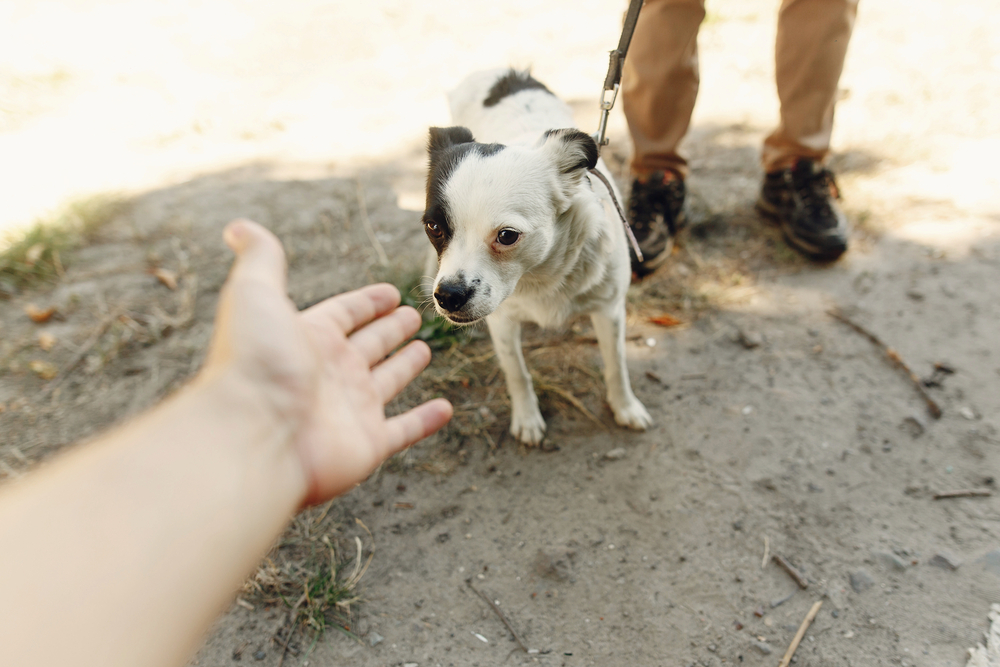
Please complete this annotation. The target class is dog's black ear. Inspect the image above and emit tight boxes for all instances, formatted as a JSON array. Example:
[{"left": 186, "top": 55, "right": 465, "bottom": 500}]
[
  {"left": 541, "top": 128, "right": 599, "bottom": 174},
  {"left": 428, "top": 126, "right": 475, "bottom": 154}
]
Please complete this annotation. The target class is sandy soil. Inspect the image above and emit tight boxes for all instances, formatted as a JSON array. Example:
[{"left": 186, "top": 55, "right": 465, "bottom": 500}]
[{"left": 1, "top": 1, "right": 999, "bottom": 666}]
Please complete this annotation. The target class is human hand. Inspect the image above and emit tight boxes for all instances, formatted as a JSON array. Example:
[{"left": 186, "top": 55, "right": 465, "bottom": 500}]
[{"left": 203, "top": 219, "right": 452, "bottom": 506}]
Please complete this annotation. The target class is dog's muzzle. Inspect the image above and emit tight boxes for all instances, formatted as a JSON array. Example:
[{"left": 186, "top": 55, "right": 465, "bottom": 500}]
[{"left": 434, "top": 280, "right": 476, "bottom": 319}]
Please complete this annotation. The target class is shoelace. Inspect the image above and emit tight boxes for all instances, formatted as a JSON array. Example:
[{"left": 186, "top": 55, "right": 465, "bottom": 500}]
[{"left": 787, "top": 167, "right": 840, "bottom": 227}]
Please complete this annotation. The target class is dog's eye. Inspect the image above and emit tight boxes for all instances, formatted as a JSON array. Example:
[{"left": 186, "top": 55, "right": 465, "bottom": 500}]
[
  {"left": 424, "top": 221, "right": 444, "bottom": 238},
  {"left": 496, "top": 229, "right": 520, "bottom": 246}
]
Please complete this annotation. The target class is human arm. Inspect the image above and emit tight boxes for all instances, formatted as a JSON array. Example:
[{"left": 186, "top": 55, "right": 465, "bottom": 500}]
[{"left": 0, "top": 220, "right": 452, "bottom": 667}]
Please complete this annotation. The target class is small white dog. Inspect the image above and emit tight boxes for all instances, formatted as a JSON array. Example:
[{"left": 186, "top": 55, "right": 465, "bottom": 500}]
[{"left": 422, "top": 69, "right": 652, "bottom": 445}]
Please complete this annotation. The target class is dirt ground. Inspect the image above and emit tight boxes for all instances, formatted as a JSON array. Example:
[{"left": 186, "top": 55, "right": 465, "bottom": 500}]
[{"left": 2, "top": 1, "right": 999, "bottom": 666}]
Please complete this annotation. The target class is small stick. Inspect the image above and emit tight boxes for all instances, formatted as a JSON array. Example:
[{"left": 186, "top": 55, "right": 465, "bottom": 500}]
[
  {"left": 933, "top": 489, "right": 992, "bottom": 499},
  {"left": 778, "top": 600, "right": 823, "bottom": 667},
  {"left": 536, "top": 382, "right": 606, "bottom": 429},
  {"left": 772, "top": 554, "right": 809, "bottom": 589},
  {"left": 681, "top": 373, "right": 707, "bottom": 380},
  {"left": 466, "top": 579, "right": 528, "bottom": 653},
  {"left": 827, "top": 309, "right": 942, "bottom": 419},
  {"left": 761, "top": 536, "right": 769, "bottom": 570}
]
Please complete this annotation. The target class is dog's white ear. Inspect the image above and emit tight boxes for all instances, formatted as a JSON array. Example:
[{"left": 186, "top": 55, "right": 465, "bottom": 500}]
[
  {"left": 428, "top": 126, "right": 475, "bottom": 154},
  {"left": 541, "top": 128, "right": 599, "bottom": 175},
  {"left": 540, "top": 129, "right": 599, "bottom": 203}
]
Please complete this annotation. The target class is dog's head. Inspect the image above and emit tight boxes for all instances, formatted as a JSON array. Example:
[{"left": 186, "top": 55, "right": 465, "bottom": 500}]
[{"left": 422, "top": 125, "right": 598, "bottom": 324}]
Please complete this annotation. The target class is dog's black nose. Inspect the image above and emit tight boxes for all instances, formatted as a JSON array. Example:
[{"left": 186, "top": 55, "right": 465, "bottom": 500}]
[{"left": 434, "top": 281, "right": 473, "bottom": 312}]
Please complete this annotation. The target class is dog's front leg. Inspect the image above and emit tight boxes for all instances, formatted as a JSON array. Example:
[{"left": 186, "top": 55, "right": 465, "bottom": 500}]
[
  {"left": 486, "top": 315, "right": 546, "bottom": 445},
  {"left": 591, "top": 306, "right": 653, "bottom": 431}
]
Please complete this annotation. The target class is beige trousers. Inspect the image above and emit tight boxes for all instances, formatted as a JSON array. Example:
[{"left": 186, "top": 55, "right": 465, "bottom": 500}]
[{"left": 621, "top": 0, "right": 858, "bottom": 178}]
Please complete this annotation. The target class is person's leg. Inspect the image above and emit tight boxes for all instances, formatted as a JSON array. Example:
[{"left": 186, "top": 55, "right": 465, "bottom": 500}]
[
  {"left": 621, "top": 0, "right": 706, "bottom": 180},
  {"left": 763, "top": 0, "right": 858, "bottom": 172},
  {"left": 620, "top": 0, "right": 705, "bottom": 275},
  {"left": 757, "top": 0, "right": 858, "bottom": 261}
]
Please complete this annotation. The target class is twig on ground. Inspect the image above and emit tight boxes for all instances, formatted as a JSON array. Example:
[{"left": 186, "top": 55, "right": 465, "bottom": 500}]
[
  {"left": 933, "top": 489, "right": 993, "bottom": 500},
  {"left": 466, "top": 579, "right": 528, "bottom": 653},
  {"left": 39, "top": 310, "right": 121, "bottom": 398},
  {"left": 778, "top": 600, "right": 823, "bottom": 667},
  {"left": 761, "top": 536, "right": 769, "bottom": 570},
  {"left": 772, "top": 554, "right": 809, "bottom": 589},
  {"left": 535, "top": 382, "right": 606, "bottom": 429},
  {"left": 356, "top": 181, "right": 389, "bottom": 267},
  {"left": 827, "top": 308, "right": 942, "bottom": 419},
  {"left": 681, "top": 373, "right": 707, "bottom": 380}
]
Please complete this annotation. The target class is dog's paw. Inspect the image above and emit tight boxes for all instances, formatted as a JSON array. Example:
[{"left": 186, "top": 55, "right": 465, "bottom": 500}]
[
  {"left": 611, "top": 399, "right": 653, "bottom": 431},
  {"left": 510, "top": 410, "right": 547, "bottom": 446}
]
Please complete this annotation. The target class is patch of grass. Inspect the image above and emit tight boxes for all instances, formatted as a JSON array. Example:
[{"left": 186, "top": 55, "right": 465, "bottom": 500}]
[
  {"left": 0, "top": 195, "right": 124, "bottom": 296},
  {"left": 391, "top": 268, "right": 472, "bottom": 350},
  {"left": 244, "top": 516, "right": 372, "bottom": 657}
]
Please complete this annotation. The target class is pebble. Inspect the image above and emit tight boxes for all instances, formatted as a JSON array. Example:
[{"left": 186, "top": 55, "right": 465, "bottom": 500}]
[
  {"left": 751, "top": 640, "right": 772, "bottom": 655},
  {"left": 959, "top": 406, "right": 977, "bottom": 420},
  {"left": 604, "top": 447, "right": 627, "bottom": 461},
  {"left": 979, "top": 549, "right": 1000, "bottom": 578},
  {"left": 737, "top": 329, "right": 763, "bottom": 349},
  {"left": 368, "top": 631, "right": 384, "bottom": 647},
  {"left": 928, "top": 552, "right": 961, "bottom": 571},
  {"left": 872, "top": 550, "right": 908, "bottom": 572},
  {"left": 850, "top": 569, "right": 875, "bottom": 593},
  {"left": 770, "top": 592, "right": 795, "bottom": 608},
  {"left": 253, "top": 651, "right": 266, "bottom": 661}
]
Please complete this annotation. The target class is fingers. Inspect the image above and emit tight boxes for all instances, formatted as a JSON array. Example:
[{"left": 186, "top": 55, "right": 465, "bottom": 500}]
[
  {"left": 371, "top": 340, "right": 431, "bottom": 402},
  {"left": 223, "top": 219, "right": 288, "bottom": 293},
  {"left": 381, "top": 398, "right": 454, "bottom": 457},
  {"left": 348, "top": 306, "right": 422, "bottom": 366},
  {"left": 301, "top": 283, "right": 401, "bottom": 336}
]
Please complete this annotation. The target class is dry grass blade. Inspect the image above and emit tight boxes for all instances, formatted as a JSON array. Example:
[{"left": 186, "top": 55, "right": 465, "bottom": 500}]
[
  {"left": 38, "top": 310, "right": 121, "bottom": 398},
  {"left": 535, "top": 381, "right": 606, "bottom": 429},
  {"left": 466, "top": 579, "right": 529, "bottom": 652}
]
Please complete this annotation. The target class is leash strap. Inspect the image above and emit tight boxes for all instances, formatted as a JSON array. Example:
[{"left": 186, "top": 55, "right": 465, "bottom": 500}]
[
  {"left": 590, "top": 168, "right": 643, "bottom": 263},
  {"left": 593, "top": 0, "right": 645, "bottom": 148}
]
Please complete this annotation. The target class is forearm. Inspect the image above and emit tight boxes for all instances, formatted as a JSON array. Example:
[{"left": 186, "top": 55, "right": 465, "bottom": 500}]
[{"left": 0, "top": 372, "right": 307, "bottom": 667}]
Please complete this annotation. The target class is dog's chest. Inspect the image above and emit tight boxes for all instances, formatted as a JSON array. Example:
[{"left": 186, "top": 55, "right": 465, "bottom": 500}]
[{"left": 497, "top": 288, "right": 606, "bottom": 329}]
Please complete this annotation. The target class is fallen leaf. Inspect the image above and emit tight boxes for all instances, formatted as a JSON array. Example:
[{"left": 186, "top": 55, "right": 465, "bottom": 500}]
[
  {"left": 29, "top": 360, "right": 58, "bottom": 380},
  {"left": 153, "top": 268, "right": 179, "bottom": 290},
  {"left": 38, "top": 332, "right": 56, "bottom": 351},
  {"left": 25, "top": 304, "right": 57, "bottom": 323},
  {"left": 649, "top": 313, "right": 683, "bottom": 327}
]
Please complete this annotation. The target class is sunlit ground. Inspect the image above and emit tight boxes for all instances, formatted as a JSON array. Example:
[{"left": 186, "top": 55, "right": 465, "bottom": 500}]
[{"left": 1, "top": 0, "right": 998, "bottom": 255}]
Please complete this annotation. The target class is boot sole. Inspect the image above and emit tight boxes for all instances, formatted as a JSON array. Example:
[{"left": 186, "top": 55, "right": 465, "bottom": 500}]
[{"left": 755, "top": 197, "right": 846, "bottom": 262}]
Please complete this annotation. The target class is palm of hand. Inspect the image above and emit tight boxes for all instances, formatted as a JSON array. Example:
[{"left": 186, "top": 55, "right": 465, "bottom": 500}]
[{"left": 207, "top": 221, "right": 451, "bottom": 506}]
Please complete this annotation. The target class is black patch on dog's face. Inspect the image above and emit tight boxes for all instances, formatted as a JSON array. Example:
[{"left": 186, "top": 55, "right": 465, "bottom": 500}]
[
  {"left": 483, "top": 69, "right": 552, "bottom": 107},
  {"left": 423, "top": 126, "right": 505, "bottom": 256}
]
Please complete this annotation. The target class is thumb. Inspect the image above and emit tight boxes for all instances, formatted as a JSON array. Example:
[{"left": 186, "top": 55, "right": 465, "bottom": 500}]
[{"left": 223, "top": 219, "right": 288, "bottom": 293}]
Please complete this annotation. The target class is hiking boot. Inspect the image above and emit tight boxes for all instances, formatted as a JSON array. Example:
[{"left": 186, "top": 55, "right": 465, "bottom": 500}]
[
  {"left": 627, "top": 171, "right": 686, "bottom": 276},
  {"left": 756, "top": 160, "right": 849, "bottom": 261}
]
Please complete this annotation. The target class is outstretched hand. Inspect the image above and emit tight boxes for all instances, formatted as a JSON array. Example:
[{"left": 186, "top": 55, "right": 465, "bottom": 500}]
[{"left": 204, "top": 219, "right": 452, "bottom": 505}]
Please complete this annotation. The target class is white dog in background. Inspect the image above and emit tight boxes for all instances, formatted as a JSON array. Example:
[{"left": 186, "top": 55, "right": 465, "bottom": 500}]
[{"left": 422, "top": 68, "right": 652, "bottom": 445}]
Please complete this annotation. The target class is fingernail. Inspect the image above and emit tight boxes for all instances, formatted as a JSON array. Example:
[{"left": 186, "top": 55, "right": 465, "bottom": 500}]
[{"left": 223, "top": 221, "right": 247, "bottom": 252}]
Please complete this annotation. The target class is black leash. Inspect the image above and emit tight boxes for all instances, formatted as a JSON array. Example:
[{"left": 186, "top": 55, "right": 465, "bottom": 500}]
[
  {"left": 593, "top": 0, "right": 645, "bottom": 148},
  {"left": 589, "top": 167, "right": 643, "bottom": 262},
  {"left": 590, "top": 0, "right": 646, "bottom": 261}
]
